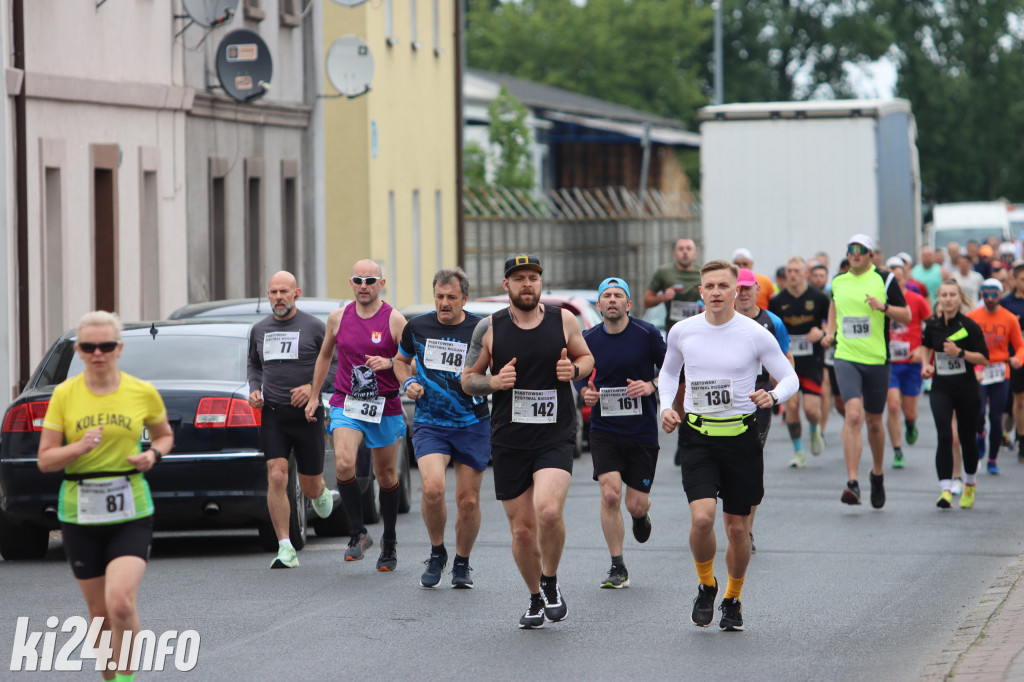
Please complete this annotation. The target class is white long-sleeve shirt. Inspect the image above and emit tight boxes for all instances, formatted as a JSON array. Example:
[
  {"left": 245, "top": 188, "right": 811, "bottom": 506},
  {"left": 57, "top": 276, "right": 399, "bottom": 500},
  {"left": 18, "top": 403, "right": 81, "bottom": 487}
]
[{"left": 658, "top": 312, "right": 799, "bottom": 417}]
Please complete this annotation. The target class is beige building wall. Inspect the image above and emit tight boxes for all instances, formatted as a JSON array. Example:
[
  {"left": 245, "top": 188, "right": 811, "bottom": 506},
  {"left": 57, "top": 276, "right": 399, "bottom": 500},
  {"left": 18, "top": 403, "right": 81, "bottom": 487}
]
[{"left": 322, "top": 0, "right": 457, "bottom": 306}]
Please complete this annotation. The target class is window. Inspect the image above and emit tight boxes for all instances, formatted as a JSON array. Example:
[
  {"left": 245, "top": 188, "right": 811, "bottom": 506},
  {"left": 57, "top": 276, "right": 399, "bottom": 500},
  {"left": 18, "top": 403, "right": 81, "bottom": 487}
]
[
  {"left": 140, "top": 170, "right": 160, "bottom": 318},
  {"left": 432, "top": 0, "right": 442, "bottom": 56},
  {"left": 245, "top": 158, "right": 265, "bottom": 297},
  {"left": 385, "top": 0, "right": 397, "bottom": 46},
  {"left": 209, "top": 158, "right": 228, "bottom": 300},
  {"left": 92, "top": 144, "right": 119, "bottom": 313},
  {"left": 388, "top": 191, "right": 397, "bottom": 297},
  {"left": 243, "top": 0, "right": 265, "bottom": 21},
  {"left": 281, "top": 160, "right": 299, "bottom": 277},
  {"left": 434, "top": 190, "right": 442, "bottom": 271},
  {"left": 412, "top": 189, "right": 421, "bottom": 302},
  {"left": 410, "top": 0, "right": 421, "bottom": 50},
  {"left": 280, "top": 0, "right": 301, "bottom": 27},
  {"left": 43, "top": 168, "right": 63, "bottom": 345}
]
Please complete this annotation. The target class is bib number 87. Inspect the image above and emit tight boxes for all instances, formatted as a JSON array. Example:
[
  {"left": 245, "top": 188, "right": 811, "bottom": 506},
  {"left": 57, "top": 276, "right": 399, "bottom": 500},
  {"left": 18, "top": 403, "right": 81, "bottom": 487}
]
[
  {"left": 106, "top": 493, "right": 125, "bottom": 513},
  {"left": 532, "top": 401, "right": 554, "bottom": 417},
  {"left": 704, "top": 389, "right": 731, "bottom": 406}
]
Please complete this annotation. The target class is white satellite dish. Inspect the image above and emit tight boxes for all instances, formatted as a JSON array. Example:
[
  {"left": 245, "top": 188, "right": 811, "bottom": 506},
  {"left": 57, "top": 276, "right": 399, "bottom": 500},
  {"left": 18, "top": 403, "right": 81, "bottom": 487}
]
[
  {"left": 326, "top": 35, "right": 375, "bottom": 98},
  {"left": 182, "top": 0, "right": 239, "bottom": 28}
]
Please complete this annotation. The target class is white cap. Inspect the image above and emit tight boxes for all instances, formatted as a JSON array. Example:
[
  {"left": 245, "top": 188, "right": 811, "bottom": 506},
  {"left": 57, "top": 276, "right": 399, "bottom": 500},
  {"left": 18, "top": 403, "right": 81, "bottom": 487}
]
[
  {"left": 848, "top": 233, "right": 876, "bottom": 252},
  {"left": 999, "top": 242, "right": 1015, "bottom": 254},
  {"left": 982, "top": 278, "right": 1004, "bottom": 292},
  {"left": 731, "top": 247, "right": 753, "bottom": 262},
  {"left": 896, "top": 251, "right": 913, "bottom": 264},
  {"left": 884, "top": 257, "right": 904, "bottom": 270}
]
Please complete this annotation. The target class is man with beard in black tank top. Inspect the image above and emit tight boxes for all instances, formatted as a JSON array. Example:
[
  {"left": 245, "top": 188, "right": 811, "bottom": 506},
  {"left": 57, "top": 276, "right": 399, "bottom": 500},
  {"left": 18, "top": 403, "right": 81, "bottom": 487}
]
[{"left": 463, "top": 254, "right": 594, "bottom": 629}]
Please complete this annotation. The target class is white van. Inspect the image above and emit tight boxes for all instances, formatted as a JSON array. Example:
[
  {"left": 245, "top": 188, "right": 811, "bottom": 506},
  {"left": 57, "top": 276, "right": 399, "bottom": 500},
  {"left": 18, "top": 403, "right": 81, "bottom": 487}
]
[{"left": 929, "top": 201, "right": 1011, "bottom": 249}]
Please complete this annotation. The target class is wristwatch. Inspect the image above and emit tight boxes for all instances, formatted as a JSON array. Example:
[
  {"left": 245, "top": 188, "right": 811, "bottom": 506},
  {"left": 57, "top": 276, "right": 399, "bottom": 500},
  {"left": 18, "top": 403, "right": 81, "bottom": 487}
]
[
  {"left": 150, "top": 447, "right": 163, "bottom": 463},
  {"left": 768, "top": 390, "right": 780, "bottom": 407},
  {"left": 958, "top": 348, "right": 965, "bottom": 359}
]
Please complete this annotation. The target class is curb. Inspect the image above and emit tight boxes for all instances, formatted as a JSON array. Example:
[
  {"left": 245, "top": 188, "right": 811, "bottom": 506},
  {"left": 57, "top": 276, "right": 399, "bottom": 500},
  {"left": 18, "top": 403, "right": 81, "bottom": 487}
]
[{"left": 919, "top": 555, "right": 1024, "bottom": 681}]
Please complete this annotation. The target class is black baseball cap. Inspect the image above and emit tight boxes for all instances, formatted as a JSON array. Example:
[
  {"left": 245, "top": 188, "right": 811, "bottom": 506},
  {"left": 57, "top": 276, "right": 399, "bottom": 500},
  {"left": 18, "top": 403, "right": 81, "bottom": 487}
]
[{"left": 504, "top": 254, "right": 543, "bottom": 277}]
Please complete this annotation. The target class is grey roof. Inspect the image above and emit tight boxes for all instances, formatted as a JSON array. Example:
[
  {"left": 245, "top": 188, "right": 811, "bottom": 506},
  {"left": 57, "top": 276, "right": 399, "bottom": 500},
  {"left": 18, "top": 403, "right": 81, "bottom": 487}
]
[{"left": 468, "top": 68, "right": 688, "bottom": 130}]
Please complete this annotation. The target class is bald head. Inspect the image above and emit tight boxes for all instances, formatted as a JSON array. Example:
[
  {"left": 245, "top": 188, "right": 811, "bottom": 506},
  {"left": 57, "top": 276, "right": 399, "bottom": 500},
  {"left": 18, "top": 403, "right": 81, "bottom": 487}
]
[
  {"left": 267, "top": 270, "right": 301, "bottom": 319},
  {"left": 350, "top": 259, "right": 386, "bottom": 306},
  {"left": 352, "top": 259, "right": 383, "bottom": 278}
]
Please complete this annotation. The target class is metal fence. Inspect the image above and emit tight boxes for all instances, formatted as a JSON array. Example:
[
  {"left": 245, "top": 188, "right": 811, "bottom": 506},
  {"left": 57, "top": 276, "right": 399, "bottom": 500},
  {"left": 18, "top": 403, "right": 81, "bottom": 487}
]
[{"left": 463, "top": 186, "right": 701, "bottom": 312}]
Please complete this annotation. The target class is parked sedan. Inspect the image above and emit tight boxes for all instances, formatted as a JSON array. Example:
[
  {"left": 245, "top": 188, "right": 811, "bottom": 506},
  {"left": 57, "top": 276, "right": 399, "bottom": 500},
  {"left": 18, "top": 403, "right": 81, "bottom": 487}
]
[{"left": 0, "top": 320, "right": 407, "bottom": 561}]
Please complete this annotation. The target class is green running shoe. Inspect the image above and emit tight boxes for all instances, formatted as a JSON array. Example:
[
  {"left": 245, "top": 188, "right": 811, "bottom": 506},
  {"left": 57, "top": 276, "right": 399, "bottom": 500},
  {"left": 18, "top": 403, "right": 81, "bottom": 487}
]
[
  {"left": 906, "top": 423, "right": 919, "bottom": 445},
  {"left": 893, "top": 449, "right": 905, "bottom": 469},
  {"left": 271, "top": 545, "right": 299, "bottom": 569}
]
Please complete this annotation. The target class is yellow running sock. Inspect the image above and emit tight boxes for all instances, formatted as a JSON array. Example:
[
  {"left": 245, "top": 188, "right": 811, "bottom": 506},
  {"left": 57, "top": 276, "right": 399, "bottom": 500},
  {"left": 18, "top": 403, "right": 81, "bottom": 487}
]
[
  {"left": 695, "top": 558, "right": 715, "bottom": 586},
  {"left": 724, "top": 574, "right": 745, "bottom": 600}
]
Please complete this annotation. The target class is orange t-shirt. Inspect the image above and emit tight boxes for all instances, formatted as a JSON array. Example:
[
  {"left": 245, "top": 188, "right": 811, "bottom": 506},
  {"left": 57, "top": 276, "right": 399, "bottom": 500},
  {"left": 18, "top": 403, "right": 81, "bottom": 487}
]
[
  {"left": 755, "top": 273, "right": 775, "bottom": 310},
  {"left": 967, "top": 306, "right": 1024, "bottom": 367}
]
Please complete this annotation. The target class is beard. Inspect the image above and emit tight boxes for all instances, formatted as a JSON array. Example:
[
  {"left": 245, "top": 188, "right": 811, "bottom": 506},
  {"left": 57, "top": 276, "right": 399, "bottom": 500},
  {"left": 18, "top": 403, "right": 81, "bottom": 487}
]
[
  {"left": 510, "top": 290, "right": 539, "bottom": 312},
  {"left": 272, "top": 301, "right": 295, "bottom": 318}
]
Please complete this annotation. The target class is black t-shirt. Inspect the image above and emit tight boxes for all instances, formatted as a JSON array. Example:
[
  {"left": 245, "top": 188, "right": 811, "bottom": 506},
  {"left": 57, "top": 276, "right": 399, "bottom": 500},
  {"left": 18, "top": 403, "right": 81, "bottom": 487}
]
[
  {"left": 247, "top": 309, "right": 326, "bottom": 405},
  {"left": 921, "top": 312, "right": 989, "bottom": 393},
  {"left": 769, "top": 285, "right": 830, "bottom": 369}
]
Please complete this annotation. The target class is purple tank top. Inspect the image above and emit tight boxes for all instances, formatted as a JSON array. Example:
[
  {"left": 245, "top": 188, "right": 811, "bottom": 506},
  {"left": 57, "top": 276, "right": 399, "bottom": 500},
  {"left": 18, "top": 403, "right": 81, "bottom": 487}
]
[{"left": 329, "top": 301, "right": 402, "bottom": 416}]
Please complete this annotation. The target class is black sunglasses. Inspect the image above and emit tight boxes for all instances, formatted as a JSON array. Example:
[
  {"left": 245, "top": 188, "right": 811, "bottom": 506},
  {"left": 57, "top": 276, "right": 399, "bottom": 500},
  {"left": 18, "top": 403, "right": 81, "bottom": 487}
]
[
  {"left": 351, "top": 276, "right": 380, "bottom": 286},
  {"left": 78, "top": 341, "right": 119, "bottom": 353}
]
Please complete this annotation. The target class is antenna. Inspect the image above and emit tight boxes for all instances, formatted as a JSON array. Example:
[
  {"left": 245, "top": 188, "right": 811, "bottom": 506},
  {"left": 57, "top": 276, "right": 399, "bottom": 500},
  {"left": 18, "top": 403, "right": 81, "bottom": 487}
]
[
  {"left": 182, "top": 0, "right": 239, "bottom": 28},
  {"left": 325, "top": 35, "right": 375, "bottom": 99},
  {"left": 215, "top": 29, "right": 273, "bottom": 102}
]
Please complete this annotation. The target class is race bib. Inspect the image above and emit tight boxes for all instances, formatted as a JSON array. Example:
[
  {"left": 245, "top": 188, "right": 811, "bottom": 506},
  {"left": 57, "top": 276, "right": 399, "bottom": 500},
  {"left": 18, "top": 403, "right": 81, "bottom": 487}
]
[
  {"left": 935, "top": 352, "right": 966, "bottom": 376},
  {"left": 981, "top": 362, "right": 1007, "bottom": 385},
  {"left": 77, "top": 477, "right": 136, "bottom": 524},
  {"left": 263, "top": 331, "right": 300, "bottom": 361},
  {"left": 599, "top": 387, "right": 642, "bottom": 417},
  {"left": 889, "top": 340, "right": 911, "bottom": 362},
  {"left": 790, "top": 334, "right": 813, "bottom": 357},
  {"left": 824, "top": 346, "right": 835, "bottom": 367},
  {"left": 511, "top": 389, "right": 557, "bottom": 424},
  {"left": 842, "top": 316, "right": 872, "bottom": 339},
  {"left": 423, "top": 339, "right": 467, "bottom": 373},
  {"left": 670, "top": 300, "right": 701, "bottom": 321},
  {"left": 689, "top": 378, "right": 733, "bottom": 414},
  {"left": 343, "top": 395, "right": 386, "bottom": 424}
]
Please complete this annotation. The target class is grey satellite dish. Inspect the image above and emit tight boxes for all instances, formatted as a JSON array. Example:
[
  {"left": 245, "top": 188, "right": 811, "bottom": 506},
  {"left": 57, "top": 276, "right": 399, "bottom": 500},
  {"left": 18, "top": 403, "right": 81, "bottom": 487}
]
[
  {"left": 326, "top": 35, "right": 375, "bottom": 98},
  {"left": 182, "top": 0, "right": 238, "bottom": 28},
  {"left": 215, "top": 29, "right": 273, "bottom": 102},
  {"left": 331, "top": 0, "right": 370, "bottom": 5}
]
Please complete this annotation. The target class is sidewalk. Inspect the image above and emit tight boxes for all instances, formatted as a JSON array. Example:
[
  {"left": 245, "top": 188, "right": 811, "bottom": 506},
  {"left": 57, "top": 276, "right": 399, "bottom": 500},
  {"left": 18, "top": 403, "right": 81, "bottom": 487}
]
[{"left": 920, "top": 554, "right": 1024, "bottom": 680}]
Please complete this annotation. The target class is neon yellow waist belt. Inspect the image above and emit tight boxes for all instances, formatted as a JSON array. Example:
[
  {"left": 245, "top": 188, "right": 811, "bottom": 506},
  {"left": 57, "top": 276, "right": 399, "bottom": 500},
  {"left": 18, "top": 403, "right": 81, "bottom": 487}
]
[{"left": 686, "top": 412, "right": 754, "bottom": 437}]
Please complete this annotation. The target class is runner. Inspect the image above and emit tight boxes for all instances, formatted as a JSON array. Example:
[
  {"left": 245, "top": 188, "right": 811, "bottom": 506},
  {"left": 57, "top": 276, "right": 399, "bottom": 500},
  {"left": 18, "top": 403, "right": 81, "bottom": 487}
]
[
  {"left": 1000, "top": 263, "right": 1024, "bottom": 462},
  {"left": 247, "top": 271, "right": 336, "bottom": 569},
  {"left": 461, "top": 254, "right": 595, "bottom": 629},
  {"left": 731, "top": 248, "right": 775, "bottom": 310},
  {"left": 769, "top": 256, "right": 831, "bottom": 468},
  {"left": 658, "top": 259, "right": 798, "bottom": 632},
  {"left": 966, "top": 279, "right": 1024, "bottom": 475},
  {"left": 576, "top": 277, "right": 665, "bottom": 589},
  {"left": 882, "top": 259, "right": 931, "bottom": 470},
  {"left": 918, "top": 280, "right": 988, "bottom": 508},
  {"left": 823, "top": 234, "right": 911, "bottom": 508},
  {"left": 38, "top": 311, "right": 175, "bottom": 680},
  {"left": 953, "top": 254, "right": 984, "bottom": 305},
  {"left": 305, "top": 259, "right": 407, "bottom": 572},
  {"left": 394, "top": 268, "right": 489, "bottom": 588}
]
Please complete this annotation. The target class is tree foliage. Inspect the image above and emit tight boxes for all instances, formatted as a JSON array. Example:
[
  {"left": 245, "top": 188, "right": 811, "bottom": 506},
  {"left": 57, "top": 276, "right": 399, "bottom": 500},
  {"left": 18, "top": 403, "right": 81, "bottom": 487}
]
[{"left": 487, "top": 84, "right": 535, "bottom": 190}]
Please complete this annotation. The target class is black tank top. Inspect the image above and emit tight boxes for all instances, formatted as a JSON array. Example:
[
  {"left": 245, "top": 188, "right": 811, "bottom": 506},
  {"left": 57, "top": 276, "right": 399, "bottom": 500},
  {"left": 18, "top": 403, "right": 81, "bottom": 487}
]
[{"left": 490, "top": 305, "right": 576, "bottom": 448}]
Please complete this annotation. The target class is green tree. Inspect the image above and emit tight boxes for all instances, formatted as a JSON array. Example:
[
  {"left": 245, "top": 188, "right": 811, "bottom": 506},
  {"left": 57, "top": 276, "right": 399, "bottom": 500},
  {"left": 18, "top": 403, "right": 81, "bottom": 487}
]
[
  {"left": 487, "top": 84, "right": 534, "bottom": 190},
  {"left": 463, "top": 140, "right": 488, "bottom": 191}
]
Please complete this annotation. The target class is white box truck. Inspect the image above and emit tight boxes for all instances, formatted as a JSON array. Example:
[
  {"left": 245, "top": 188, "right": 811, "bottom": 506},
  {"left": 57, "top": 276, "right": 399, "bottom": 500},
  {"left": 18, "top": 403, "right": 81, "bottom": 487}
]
[
  {"left": 928, "top": 202, "right": 1010, "bottom": 249},
  {"left": 698, "top": 99, "right": 921, "bottom": 278}
]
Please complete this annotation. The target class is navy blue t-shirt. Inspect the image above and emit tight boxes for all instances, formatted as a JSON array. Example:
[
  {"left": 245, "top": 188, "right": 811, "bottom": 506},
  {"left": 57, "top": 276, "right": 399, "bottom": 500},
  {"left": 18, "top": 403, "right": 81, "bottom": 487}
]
[
  {"left": 1000, "top": 292, "right": 1024, "bottom": 333},
  {"left": 399, "top": 312, "right": 489, "bottom": 428},
  {"left": 574, "top": 317, "right": 666, "bottom": 441}
]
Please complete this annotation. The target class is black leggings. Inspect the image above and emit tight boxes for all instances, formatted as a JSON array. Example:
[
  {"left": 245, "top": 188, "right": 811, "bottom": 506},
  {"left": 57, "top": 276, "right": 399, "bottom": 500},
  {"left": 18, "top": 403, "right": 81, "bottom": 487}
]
[
  {"left": 978, "top": 379, "right": 1010, "bottom": 461},
  {"left": 930, "top": 388, "right": 981, "bottom": 480}
]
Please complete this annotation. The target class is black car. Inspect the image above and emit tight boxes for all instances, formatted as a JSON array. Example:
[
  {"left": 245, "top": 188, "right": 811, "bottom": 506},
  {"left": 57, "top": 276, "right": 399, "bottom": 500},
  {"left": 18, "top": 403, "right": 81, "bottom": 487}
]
[{"left": 0, "top": 320, "right": 410, "bottom": 560}]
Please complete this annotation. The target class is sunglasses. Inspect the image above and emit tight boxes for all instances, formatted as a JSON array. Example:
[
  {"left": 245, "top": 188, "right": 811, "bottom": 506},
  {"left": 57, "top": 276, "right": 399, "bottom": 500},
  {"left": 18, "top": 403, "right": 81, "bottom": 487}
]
[
  {"left": 982, "top": 289, "right": 1001, "bottom": 297},
  {"left": 351, "top": 276, "right": 380, "bottom": 286},
  {"left": 78, "top": 341, "right": 119, "bottom": 353},
  {"left": 847, "top": 244, "right": 870, "bottom": 256}
]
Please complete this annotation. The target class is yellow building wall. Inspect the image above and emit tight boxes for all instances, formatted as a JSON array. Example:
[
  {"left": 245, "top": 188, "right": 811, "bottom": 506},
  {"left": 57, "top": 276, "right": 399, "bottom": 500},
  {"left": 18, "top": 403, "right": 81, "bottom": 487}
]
[{"left": 322, "top": 1, "right": 458, "bottom": 306}]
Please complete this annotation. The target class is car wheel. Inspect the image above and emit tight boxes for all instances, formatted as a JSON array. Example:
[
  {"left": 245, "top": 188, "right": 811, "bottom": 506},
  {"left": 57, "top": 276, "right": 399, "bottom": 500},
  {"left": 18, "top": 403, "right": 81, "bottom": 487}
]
[
  {"left": 257, "top": 521, "right": 278, "bottom": 552},
  {"left": 362, "top": 471, "right": 381, "bottom": 524},
  {"left": 397, "top": 436, "right": 412, "bottom": 514},
  {"left": 0, "top": 512, "right": 49, "bottom": 560},
  {"left": 287, "top": 456, "right": 307, "bottom": 550}
]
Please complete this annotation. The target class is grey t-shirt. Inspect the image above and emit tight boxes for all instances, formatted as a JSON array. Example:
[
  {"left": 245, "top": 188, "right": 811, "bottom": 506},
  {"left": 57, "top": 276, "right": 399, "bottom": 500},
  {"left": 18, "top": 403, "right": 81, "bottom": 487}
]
[{"left": 247, "top": 309, "right": 326, "bottom": 405}]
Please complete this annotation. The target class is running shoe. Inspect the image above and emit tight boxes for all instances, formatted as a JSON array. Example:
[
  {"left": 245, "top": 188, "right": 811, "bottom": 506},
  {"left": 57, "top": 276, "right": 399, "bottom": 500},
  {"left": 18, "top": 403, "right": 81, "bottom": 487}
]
[
  {"left": 519, "top": 595, "right": 546, "bottom": 629},
  {"left": 451, "top": 561, "right": 474, "bottom": 589},
  {"left": 841, "top": 480, "right": 862, "bottom": 505},
  {"left": 1003, "top": 432, "right": 1014, "bottom": 449},
  {"left": 936, "top": 490, "right": 952, "bottom": 509},
  {"left": 719, "top": 598, "right": 744, "bottom": 631},
  {"left": 420, "top": 550, "right": 447, "bottom": 588},
  {"left": 951, "top": 478, "right": 964, "bottom": 495},
  {"left": 310, "top": 488, "right": 336, "bottom": 519},
  {"left": 376, "top": 539, "right": 398, "bottom": 572},
  {"left": 344, "top": 530, "right": 373, "bottom": 561},
  {"left": 810, "top": 430, "right": 825, "bottom": 456},
  {"left": 632, "top": 512, "right": 652, "bottom": 544},
  {"left": 893, "top": 449, "right": 906, "bottom": 469},
  {"left": 977, "top": 430, "right": 987, "bottom": 458},
  {"left": 271, "top": 545, "right": 299, "bottom": 569},
  {"left": 600, "top": 564, "right": 630, "bottom": 589},
  {"left": 960, "top": 484, "right": 976, "bottom": 509},
  {"left": 988, "top": 460, "right": 1001, "bottom": 475},
  {"left": 788, "top": 450, "right": 806, "bottom": 469},
  {"left": 906, "top": 423, "right": 919, "bottom": 445},
  {"left": 540, "top": 577, "right": 567, "bottom": 622},
  {"left": 749, "top": 533, "right": 757, "bottom": 555},
  {"left": 691, "top": 579, "right": 718, "bottom": 627},
  {"left": 869, "top": 472, "right": 886, "bottom": 509}
]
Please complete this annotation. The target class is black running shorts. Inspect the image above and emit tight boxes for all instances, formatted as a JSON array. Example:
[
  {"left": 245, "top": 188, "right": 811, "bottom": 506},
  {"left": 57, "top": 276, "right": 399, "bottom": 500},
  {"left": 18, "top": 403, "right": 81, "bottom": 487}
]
[
  {"left": 261, "top": 403, "right": 326, "bottom": 476},
  {"left": 679, "top": 421, "right": 763, "bottom": 516},
  {"left": 1011, "top": 365, "right": 1024, "bottom": 394},
  {"left": 61, "top": 516, "right": 153, "bottom": 580},
  {"left": 589, "top": 429, "right": 659, "bottom": 493},
  {"left": 491, "top": 440, "right": 574, "bottom": 500}
]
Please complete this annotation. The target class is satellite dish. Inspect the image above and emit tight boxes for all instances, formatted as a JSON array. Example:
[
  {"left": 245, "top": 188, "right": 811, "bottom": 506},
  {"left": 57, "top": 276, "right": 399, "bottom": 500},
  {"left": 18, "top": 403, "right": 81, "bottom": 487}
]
[
  {"left": 326, "top": 35, "right": 375, "bottom": 98},
  {"left": 331, "top": 0, "right": 370, "bottom": 5},
  {"left": 215, "top": 29, "right": 273, "bottom": 103},
  {"left": 182, "top": 0, "right": 238, "bottom": 28}
]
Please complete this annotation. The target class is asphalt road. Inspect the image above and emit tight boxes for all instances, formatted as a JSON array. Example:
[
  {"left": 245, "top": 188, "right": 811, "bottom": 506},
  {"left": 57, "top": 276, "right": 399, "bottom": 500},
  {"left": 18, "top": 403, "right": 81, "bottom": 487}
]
[{"left": 3, "top": 398, "right": 1024, "bottom": 681}]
